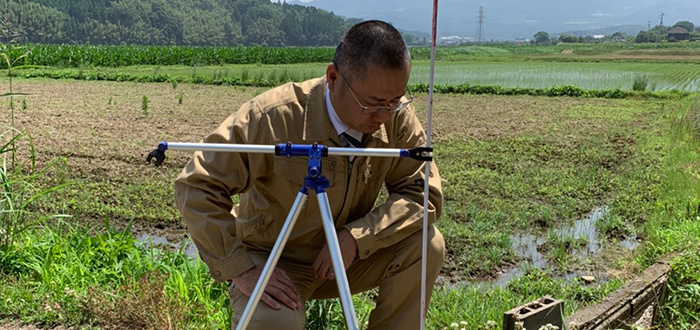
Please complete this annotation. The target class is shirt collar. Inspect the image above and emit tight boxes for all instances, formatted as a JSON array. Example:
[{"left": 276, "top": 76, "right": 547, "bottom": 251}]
[{"left": 325, "top": 83, "right": 349, "bottom": 136}]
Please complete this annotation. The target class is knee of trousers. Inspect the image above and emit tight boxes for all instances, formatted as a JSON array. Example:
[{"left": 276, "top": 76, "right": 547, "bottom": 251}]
[
  {"left": 229, "top": 284, "right": 305, "bottom": 330},
  {"left": 401, "top": 225, "right": 446, "bottom": 275},
  {"left": 427, "top": 225, "right": 446, "bottom": 273},
  {"left": 232, "top": 305, "right": 305, "bottom": 330}
]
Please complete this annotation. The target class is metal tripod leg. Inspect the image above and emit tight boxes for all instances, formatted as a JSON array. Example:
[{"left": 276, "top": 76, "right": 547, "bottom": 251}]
[
  {"left": 235, "top": 190, "right": 308, "bottom": 330},
  {"left": 317, "top": 191, "right": 359, "bottom": 330},
  {"left": 234, "top": 189, "right": 360, "bottom": 330}
]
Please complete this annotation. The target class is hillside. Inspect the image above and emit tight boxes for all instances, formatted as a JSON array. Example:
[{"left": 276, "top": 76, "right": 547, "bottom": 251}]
[{"left": 0, "top": 0, "right": 353, "bottom": 46}]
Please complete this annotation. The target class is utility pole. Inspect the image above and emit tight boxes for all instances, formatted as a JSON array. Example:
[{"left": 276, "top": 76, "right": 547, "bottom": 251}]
[
  {"left": 659, "top": 12, "right": 665, "bottom": 26},
  {"left": 648, "top": 21, "right": 651, "bottom": 30},
  {"left": 475, "top": 6, "right": 485, "bottom": 43}
]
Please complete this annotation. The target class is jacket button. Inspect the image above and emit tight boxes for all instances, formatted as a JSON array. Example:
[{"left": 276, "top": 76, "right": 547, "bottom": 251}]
[
  {"left": 214, "top": 271, "right": 222, "bottom": 277},
  {"left": 364, "top": 250, "right": 370, "bottom": 256}
]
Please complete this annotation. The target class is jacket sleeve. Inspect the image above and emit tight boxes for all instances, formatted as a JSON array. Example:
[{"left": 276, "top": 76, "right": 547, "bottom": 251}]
[
  {"left": 174, "top": 100, "right": 272, "bottom": 282},
  {"left": 343, "top": 108, "right": 443, "bottom": 259}
]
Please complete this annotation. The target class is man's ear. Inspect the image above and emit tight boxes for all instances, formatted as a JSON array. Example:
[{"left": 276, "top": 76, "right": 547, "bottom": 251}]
[{"left": 326, "top": 63, "right": 339, "bottom": 91}]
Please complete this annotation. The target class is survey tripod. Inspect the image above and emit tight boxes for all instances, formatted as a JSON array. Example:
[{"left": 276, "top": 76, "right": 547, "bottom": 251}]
[{"left": 147, "top": 141, "right": 432, "bottom": 330}]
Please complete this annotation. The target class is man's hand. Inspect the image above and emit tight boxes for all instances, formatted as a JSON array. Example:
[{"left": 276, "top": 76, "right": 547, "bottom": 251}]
[
  {"left": 232, "top": 265, "right": 300, "bottom": 310},
  {"left": 312, "top": 229, "right": 358, "bottom": 280}
]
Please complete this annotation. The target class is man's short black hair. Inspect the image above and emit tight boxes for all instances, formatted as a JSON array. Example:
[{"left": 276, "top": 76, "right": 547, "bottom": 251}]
[{"left": 333, "top": 20, "right": 410, "bottom": 82}]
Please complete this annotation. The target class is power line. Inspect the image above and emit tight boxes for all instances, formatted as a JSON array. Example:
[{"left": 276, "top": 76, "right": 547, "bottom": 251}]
[
  {"left": 475, "top": 6, "right": 485, "bottom": 42},
  {"left": 659, "top": 12, "right": 665, "bottom": 26}
]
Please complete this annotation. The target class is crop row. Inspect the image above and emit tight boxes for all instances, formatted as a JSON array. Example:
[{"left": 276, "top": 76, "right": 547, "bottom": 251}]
[
  {"left": 5, "top": 43, "right": 700, "bottom": 69},
  {"left": 18, "top": 69, "right": 690, "bottom": 100},
  {"left": 3, "top": 44, "right": 336, "bottom": 68}
]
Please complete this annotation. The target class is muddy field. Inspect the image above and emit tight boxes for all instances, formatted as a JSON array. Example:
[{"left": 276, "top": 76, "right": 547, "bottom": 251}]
[{"left": 1, "top": 78, "right": 662, "bottom": 281}]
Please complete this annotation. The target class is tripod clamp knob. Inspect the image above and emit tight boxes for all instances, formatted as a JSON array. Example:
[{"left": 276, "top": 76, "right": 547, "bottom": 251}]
[{"left": 407, "top": 147, "right": 433, "bottom": 161}]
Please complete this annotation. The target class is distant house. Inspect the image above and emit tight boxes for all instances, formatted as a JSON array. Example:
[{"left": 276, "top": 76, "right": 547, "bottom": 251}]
[
  {"left": 438, "top": 36, "right": 472, "bottom": 45},
  {"left": 668, "top": 26, "right": 690, "bottom": 41}
]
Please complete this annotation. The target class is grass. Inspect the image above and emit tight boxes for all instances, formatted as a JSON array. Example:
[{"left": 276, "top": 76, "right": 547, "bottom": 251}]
[
  {"left": 0, "top": 220, "right": 232, "bottom": 329},
  {"left": 0, "top": 220, "right": 625, "bottom": 330}
]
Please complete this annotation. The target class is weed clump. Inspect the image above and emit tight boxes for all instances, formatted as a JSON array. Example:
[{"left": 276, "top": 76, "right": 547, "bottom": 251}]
[
  {"left": 82, "top": 273, "right": 204, "bottom": 330},
  {"left": 633, "top": 75, "right": 648, "bottom": 91}
]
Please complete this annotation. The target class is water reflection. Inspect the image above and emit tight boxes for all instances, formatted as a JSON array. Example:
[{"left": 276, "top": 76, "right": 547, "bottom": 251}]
[
  {"left": 136, "top": 233, "right": 199, "bottom": 260},
  {"left": 479, "top": 206, "right": 640, "bottom": 287}
]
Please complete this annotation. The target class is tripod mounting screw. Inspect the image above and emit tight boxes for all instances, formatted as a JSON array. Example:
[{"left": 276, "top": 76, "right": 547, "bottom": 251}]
[{"left": 408, "top": 147, "right": 433, "bottom": 161}]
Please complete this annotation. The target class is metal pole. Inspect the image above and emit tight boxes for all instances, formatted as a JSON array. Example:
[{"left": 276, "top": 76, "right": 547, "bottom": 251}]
[
  {"left": 421, "top": 1, "right": 439, "bottom": 329},
  {"left": 162, "top": 142, "right": 405, "bottom": 158},
  {"left": 235, "top": 191, "right": 309, "bottom": 330},
  {"left": 166, "top": 142, "right": 277, "bottom": 154},
  {"left": 317, "top": 191, "right": 359, "bottom": 330}
]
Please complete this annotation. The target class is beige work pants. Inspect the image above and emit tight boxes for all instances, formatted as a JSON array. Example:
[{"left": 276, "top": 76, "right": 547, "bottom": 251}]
[{"left": 228, "top": 225, "right": 445, "bottom": 330}]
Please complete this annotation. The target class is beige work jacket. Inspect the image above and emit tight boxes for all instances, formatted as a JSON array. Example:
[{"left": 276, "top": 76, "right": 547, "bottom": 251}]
[{"left": 174, "top": 77, "right": 442, "bottom": 282}]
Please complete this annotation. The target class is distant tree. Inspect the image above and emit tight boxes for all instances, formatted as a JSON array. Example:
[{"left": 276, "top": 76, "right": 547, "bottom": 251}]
[
  {"left": 346, "top": 18, "right": 363, "bottom": 26},
  {"left": 558, "top": 33, "right": 576, "bottom": 43},
  {"left": 696, "top": 26, "right": 700, "bottom": 33},
  {"left": 0, "top": 0, "right": 353, "bottom": 46},
  {"left": 636, "top": 30, "right": 651, "bottom": 43},
  {"left": 650, "top": 24, "right": 669, "bottom": 35},
  {"left": 401, "top": 31, "right": 421, "bottom": 45},
  {"left": 533, "top": 31, "right": 549, "bottom": 44},
  {"left": 673, "top": 20, "right": 695, "bottom": 31}
]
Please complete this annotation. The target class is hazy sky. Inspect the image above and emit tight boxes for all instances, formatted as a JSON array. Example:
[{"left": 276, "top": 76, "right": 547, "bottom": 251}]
[{"left": 280, "top": 0, "right": 700, "bottom": 39}]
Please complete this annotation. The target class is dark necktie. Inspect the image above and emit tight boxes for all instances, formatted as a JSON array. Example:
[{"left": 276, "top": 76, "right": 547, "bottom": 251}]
[{"left": 340, "top": 129, "right": 363, "bottom": 162}]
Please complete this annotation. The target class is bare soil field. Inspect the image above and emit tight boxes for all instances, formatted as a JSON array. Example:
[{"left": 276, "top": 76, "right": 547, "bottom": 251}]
[
  {"left": 0, "top": 78, "right": 641, "bottom": 232},
  {"left": 0, "top": 78, "right": 660, "bottom": 279}
]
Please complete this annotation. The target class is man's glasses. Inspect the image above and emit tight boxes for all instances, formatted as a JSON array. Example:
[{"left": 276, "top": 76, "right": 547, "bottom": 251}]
[{"left": 335, "top": 64, "right": 414, "bottom": 115}]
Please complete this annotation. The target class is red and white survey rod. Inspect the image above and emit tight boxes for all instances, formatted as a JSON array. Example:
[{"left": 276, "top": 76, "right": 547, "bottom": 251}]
[{"left": 420, "top": 1, "right": 438, "bottom": 329}]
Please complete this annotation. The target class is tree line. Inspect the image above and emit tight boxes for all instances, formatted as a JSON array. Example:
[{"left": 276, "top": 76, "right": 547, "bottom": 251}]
[
  {"left": 531, "top": 20, "right": 700, "bottom": 45},
  {"left": 0, "top": 0, "right": 358, "bottom": 46}
]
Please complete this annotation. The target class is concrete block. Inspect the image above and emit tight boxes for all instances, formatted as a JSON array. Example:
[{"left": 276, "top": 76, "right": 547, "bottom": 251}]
[{"left": 503, "top": 296, "right": 564, "bottom": 330}]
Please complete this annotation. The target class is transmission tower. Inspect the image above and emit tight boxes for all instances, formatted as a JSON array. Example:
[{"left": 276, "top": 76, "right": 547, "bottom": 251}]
[
  {"left": 659, "top": 12, "right": 665, "bottom": 26},
  {"left": 475, "top": 6, "right": 485, "bottom": 42}
]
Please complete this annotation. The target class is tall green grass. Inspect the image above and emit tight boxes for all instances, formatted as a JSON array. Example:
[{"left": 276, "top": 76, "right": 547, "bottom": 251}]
[
  {"left": 635, "top": 95, "right": 700, "bottom": 328},
  {"left": 0, "top": 219, "right": 232, "bottom": 328},
  {"left": 0, "top": 130, "right": 69, "bottom": 255},
  {"left": 1, "top": 220, "right": 626, "bottom": 329}
]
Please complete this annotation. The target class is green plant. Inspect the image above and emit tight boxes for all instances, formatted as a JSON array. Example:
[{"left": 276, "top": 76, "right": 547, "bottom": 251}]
[
  {"left": 0, "top": 15, "right": 29, "bottom": 168},
  {"left": 177, "top": 92, "right": 183, "bottom": 105},
  {"left": 0, "top": 130, "right": 70, "bottom": 255},
  {"left": 633, "top": 75, "right": 648, "bottom": 91},
  {"left": 141, "top": 95, "right": 149, "bottom": 115},
  {"left": 660, "top": 251, "right": 700, "bottom": 328}
]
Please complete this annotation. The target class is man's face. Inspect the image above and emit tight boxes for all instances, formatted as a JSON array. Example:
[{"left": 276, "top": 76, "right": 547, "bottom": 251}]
[{"left": 326, "top": 62, "right": 411, "bottom": 134}]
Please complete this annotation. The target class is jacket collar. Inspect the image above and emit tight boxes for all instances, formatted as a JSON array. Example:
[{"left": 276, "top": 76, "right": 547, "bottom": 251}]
[{"left": 302, "top": 77, "right": 389, "bottom": 145}]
